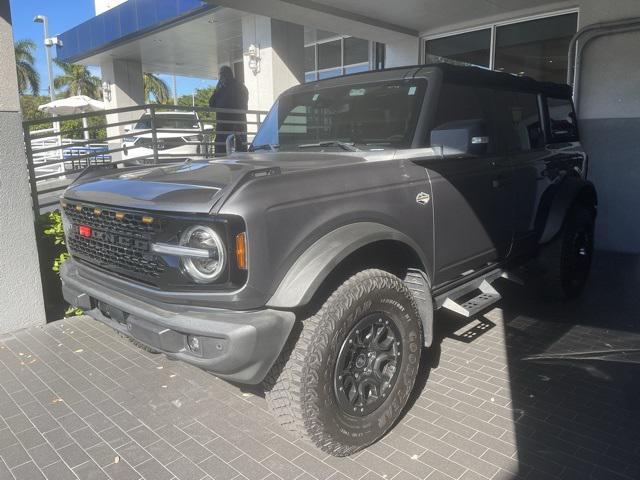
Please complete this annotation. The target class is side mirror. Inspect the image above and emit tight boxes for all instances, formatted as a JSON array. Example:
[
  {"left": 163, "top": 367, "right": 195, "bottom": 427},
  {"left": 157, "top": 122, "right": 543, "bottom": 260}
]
[
  {"left": 430, "top": 119, "right": 489, "bottom": 157},
  {"left": 203, "top": 124, "right": 214, "bottom": 131}
]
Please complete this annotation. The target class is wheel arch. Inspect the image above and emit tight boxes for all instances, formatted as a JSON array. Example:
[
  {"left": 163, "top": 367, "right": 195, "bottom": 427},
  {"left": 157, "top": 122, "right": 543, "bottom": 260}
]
[
  {"left": 266, "top": 222, "right": 431, "bottom": 310},
  {"left": 537, "top": 178, "right": 597, "bottom": 244}
]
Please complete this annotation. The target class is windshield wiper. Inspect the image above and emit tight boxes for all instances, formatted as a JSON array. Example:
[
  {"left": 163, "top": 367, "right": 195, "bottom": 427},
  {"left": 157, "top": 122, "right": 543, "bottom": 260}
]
[
  {"left": 298, "top": 141, "right": 360, "bottom": 152},
  {"left": 251, "top": 143, "right": 279, "bottom": 152}
]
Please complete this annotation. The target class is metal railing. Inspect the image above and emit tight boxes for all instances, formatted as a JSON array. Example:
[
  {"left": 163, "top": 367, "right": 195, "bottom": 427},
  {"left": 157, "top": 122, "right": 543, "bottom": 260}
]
[{"left": 23, "top": 103, "right": 268, "bottom": 216}]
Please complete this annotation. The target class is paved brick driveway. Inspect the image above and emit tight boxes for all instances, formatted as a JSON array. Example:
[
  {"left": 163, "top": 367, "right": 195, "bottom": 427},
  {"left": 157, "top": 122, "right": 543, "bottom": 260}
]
[{"left": 0, "top": 252, "right": 639, "bottom": 480}]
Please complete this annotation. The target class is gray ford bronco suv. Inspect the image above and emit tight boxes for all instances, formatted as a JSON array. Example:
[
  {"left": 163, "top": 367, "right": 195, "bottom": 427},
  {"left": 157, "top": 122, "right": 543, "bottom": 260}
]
[{"left": 60, "top": 64, "right": 596, "bottom": 456}]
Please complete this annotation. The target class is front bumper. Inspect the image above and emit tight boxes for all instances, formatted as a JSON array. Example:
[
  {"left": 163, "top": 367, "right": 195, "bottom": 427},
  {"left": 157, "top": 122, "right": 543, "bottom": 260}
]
[{"left": 61, "top": 260, "right": 295, "bottom": 384}]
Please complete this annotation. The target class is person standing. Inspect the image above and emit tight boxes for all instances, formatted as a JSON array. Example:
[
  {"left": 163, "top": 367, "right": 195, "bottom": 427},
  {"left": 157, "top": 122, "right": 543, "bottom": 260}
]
[{"left": 209, "top": 66, "right": 249, "bottom": 155}]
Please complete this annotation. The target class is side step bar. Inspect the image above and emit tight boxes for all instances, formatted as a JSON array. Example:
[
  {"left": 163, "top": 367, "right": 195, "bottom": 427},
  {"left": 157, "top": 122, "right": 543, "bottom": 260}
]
[
  {"left": 435, "top": 268, "right": 503, "bottom": 318},
  {"left": 441, "top": 280, "right": 501, "bottom": 318}
]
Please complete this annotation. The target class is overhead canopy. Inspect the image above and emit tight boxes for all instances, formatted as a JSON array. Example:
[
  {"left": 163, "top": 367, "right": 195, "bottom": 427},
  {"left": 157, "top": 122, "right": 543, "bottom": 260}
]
[
  {"left": 205, "top": 0, "right": 570, "bottom": 39},
  {"left": 55, "top": 0, "right": 572, "bottom": 80},
  {"left": 56, "top": 0, "right": 243, "bottom": 79}
]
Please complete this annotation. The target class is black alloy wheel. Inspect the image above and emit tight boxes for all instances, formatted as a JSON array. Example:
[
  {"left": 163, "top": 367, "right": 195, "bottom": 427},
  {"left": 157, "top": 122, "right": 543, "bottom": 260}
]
[{"left": 334, "top": 313, "right": 402, "bottom": 417}]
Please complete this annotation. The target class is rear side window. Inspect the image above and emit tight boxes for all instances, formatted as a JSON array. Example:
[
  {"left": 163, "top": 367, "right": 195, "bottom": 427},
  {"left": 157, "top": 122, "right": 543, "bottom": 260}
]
[
  {"left": 495, "top": 91, "right": 544, "bottom": 152},
  {"left": 547, "top": 97, "right": 578, "bottom": 142}
]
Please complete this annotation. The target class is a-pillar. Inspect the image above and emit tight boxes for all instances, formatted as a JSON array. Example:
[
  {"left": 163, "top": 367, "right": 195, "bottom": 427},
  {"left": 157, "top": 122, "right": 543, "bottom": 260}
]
[
  {"left": 0, "top": 0, "right": 46, "bottom": 333},
  {"left": 100, "top": 58, "right": 144, "bottom": 162},
  {"left": 241, "top": 15, "right": 304, "bottom": 113}
]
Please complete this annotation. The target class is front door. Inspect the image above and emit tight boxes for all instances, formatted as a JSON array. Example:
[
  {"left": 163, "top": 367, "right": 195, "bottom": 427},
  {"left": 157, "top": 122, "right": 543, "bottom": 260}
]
[{"left": 427, "top": 83, "right": 515, "bottom": 286}]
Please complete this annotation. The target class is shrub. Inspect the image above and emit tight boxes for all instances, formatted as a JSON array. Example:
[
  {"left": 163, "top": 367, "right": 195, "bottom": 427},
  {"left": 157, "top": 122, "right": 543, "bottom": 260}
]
[{"left": 43, "top": 211, "right": 82, "bottom": 317}]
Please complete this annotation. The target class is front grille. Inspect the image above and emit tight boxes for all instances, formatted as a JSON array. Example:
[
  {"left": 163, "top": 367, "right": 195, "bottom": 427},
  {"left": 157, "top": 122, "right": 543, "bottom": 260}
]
[
  {"left": 63, "top": 204, "right": 166, "bottom": 281},
  {"left": 136, "top": 137, "right": 187, "bottom": 150}
]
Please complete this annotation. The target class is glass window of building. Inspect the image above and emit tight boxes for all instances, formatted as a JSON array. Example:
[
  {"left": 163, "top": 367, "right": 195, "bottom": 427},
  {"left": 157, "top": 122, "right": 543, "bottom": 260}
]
[
  {"left": 494, "top": 13, "right": 578, "bottom": 83},
  {"left": 305, "top": 46, "right": 316, "bottom": 72},
  {"left": 425, "top": 29, "right": 491, "bottom": 68},
  {"left": 424, "top": 12, "right": 578, "bottom": 84},
  {"left": 344, "top": 37, "right": 369, "bottom": 65},
  {"left": 317, "top": 39, "right": 342, "bottom": 70},
  {"left": 304, "top": 28, "right": 371, "bottom": 82}
]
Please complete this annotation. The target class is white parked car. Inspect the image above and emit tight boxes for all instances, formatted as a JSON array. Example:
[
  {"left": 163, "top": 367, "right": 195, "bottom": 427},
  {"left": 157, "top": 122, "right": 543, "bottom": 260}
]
[{"left": 121, "top": 111, "right": 213, "bottom": 165}]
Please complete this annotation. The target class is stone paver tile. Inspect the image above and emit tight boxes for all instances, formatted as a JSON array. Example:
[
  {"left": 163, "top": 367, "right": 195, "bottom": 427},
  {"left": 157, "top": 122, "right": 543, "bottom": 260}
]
[
  {"left": 167, "top": 456, "right": 208, "bottom": 480},
  {"left": 11, "top": 461, "right": 46, "bottom": 480},
  {"left": 73, "top": 460, "right": 109, "bottom": 480}
]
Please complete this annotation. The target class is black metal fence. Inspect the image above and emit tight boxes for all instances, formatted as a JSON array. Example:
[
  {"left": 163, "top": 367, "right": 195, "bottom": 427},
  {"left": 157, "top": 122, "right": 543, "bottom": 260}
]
[{"left": 23, "top": 103, "right": 268, "bottom": 216}]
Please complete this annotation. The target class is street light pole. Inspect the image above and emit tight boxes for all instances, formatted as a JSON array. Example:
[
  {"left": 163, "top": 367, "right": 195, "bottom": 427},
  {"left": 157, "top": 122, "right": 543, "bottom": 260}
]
[
  {"left": 33, "top": 15, "right": 64, "bottom": 151},
  {"left": 33, "top": 15, "right": 55, "bottom": 102}
]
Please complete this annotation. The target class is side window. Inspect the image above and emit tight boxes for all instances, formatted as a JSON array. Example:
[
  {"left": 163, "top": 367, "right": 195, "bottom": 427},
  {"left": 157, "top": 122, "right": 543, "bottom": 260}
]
[
  {"left": 547, "top": 97, "right": 578, "bottom": 142},
  {"left": 431, "top": 83, "right": 495, "bottom": 153},
  {"left": 495, "top": 91, "right": 544, "bottom": 152}
]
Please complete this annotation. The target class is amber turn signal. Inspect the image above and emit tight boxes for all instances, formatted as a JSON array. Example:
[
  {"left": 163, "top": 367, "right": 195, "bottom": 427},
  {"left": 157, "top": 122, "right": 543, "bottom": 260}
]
[{"left": 235, "top": 232, "right": 247, "bottom": 270}]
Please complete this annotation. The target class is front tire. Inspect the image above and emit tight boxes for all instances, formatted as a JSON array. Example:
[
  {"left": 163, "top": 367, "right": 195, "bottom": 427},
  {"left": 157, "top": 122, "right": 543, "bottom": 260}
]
[{"left": 265, "top": 269, "right": 423, "bottom": 456}]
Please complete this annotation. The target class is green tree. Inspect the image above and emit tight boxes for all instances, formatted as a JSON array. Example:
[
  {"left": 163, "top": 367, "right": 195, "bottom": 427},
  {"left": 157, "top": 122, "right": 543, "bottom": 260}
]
[
  {"left": 177, "top": 86, "right": 216, "bottom": 123},
  {"left": 144, "top": 73, "right": 170, "bottom": 103},
  {"left": 53, "top": 59, "right": 101, "bottom": 98},
  {"left": 15, "top": 39, "right": 40, "bottom": 95},
  {"left": 20, "top": 95, "right": 51, "bottom": 126}
]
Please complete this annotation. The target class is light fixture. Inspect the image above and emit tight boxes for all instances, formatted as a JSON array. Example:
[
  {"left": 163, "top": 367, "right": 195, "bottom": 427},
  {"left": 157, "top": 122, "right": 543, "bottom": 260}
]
[
  {"left": 244, "top": 44, "right": 261, "bottom": 75},
  {"left": 102, "top": 81, "right": 112, "bottom": 102}
]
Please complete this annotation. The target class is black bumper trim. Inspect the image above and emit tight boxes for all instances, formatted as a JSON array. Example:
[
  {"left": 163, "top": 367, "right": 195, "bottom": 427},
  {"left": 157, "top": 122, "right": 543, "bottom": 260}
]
[{"left": 61, "top": 260, "right": 295, "bottom": 384}]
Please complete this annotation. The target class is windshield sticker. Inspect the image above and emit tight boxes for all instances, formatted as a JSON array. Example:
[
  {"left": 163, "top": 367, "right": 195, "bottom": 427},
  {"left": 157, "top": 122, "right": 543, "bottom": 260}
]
[
  {"left": 408, "top": 86, "right": 417, "bottom": 96},
  {"left": 349, "top": 88, "right": 366, "bottom": 96}
]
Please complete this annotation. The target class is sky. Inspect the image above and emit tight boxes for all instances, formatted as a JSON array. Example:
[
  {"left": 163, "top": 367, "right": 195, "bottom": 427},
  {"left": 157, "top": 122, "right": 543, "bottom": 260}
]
[{"left": 9, "top": 0, "right": 215, "bottom": 98}]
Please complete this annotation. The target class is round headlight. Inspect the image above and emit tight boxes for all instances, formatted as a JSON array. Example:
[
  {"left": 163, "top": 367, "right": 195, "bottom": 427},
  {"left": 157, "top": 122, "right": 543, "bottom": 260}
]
[{"left": 179, "top": 225, "right": 225, "bottom": 283}]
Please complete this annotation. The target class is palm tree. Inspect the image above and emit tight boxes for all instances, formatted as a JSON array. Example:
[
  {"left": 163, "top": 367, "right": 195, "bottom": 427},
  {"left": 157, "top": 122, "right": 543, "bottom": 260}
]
[
  {"left": 53, "top": 59, "right": 101, "bottom": 98},
  {"left": 15, "top": 39, "right": 40, "bottom": 95},
  {"left": 144, "top": 73, "right": 171, "bottom": 104}
]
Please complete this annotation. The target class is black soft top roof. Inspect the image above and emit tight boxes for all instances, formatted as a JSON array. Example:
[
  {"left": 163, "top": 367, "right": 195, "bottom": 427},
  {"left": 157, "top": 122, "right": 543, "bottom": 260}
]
[
  {"left": 295, "top": 62, "right": 573, "bottom": 99},
  {"left": 431, "top": 63, "right": 572, "bottom": 98}
]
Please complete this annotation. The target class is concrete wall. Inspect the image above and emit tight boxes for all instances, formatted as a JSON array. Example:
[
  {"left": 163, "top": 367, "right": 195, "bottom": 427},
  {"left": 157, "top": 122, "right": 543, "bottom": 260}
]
[
  {"left": 242, "top": 15, "right": 304, "bottom": 112},
  {"left": 576, "top": 0, "right": 640, "bottom": 252},
  {"left": 0, "top": 0, "right": 46, "bottom": 333},
  {"left": 100, "top": 58, "right": 145, "bottom": 161}
]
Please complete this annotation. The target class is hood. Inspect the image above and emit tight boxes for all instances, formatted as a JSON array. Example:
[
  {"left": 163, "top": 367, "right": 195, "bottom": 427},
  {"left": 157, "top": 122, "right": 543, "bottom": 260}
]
[{"left": 63, "top": 152, "right": 386, "bottom": 214}]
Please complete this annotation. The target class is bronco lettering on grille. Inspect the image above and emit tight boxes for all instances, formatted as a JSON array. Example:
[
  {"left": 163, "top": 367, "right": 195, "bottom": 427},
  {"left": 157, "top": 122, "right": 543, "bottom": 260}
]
[{"left": 90, "top": 230, "right": 150, "bottom": 251}]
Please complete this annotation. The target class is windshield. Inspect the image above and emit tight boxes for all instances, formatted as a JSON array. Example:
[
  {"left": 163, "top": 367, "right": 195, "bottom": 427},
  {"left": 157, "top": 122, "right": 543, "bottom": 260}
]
[
  {"left": 252, "top": 79, "right": 426, "bottom": 151},
  {"left": 134, "top": 114, "right": 199, "bottom": 130}
]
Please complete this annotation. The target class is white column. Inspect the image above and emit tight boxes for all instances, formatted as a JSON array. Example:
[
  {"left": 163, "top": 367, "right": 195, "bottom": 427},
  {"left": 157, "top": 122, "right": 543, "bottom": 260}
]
[
  {"left": 241, "top": 15, "right": 304, "bottom": 112},
  {"left": 384, "top": 37, "right": 420, "bottom": 68},
  {"left": 0, "top": 0, "right": 46, "bottom": 332},
  {"left": 100, "top": 58, "right": 145, "bottom": 163}
]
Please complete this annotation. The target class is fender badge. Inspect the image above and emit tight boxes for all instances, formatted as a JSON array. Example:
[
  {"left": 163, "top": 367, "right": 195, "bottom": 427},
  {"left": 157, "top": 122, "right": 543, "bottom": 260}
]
[{"left": 416, "top": 192, "right": 431, "bottom": 205}]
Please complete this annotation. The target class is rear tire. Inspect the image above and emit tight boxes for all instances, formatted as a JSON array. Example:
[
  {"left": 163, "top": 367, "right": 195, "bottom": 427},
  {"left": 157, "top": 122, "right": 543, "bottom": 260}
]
[
  {"left": 537, "top": 204, "right": 595, "bottom": 300},
  {"left": 265, "top": 269, "right": 423, "bottom": 456}
]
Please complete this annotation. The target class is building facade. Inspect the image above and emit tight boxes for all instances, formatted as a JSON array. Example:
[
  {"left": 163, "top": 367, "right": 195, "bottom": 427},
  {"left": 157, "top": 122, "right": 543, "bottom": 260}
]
[{"left": 53, "top": 0, "right": 640, "bottom": 253}]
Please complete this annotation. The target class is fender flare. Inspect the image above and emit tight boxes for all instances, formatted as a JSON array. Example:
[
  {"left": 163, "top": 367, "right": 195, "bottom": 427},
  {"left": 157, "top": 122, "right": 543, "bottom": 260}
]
[
  {"left": 538, "top": 177, "right": 597, "bottom": 244},
  {"left": 266, "top": 222, "right": 429, "bottom": 309}
]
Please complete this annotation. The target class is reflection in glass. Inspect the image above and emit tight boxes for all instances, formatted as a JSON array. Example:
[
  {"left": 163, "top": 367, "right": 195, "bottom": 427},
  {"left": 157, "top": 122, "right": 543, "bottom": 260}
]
[
  {"left": 495, "top": 13, "right": 578, "bottom": 83},
  {"left": 305, "top": 46, "right": 316, "bottom": 72},
  {"left": 318, "top": 40, "right": 342, "bottom": 70},
  {"left": 344, "top": 37, "right": 369, "bottom": 65},
  {"left": 426, "top": 29, "right": 491, "bottom": 68}
]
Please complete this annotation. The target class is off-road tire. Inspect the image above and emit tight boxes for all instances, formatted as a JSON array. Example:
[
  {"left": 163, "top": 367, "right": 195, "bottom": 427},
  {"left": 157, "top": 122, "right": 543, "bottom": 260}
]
[
  {"left": 537, "top": 204, "right": 595, "bottom": 300},
  {"left": 264, "top": 269, "right": 423, "bottom": 456}
]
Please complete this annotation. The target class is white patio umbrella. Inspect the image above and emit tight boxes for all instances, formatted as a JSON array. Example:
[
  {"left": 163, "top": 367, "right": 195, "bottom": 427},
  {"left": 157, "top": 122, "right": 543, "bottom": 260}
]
[{"left": 38, "top": 95, "right": 105, "bottom": 141}]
